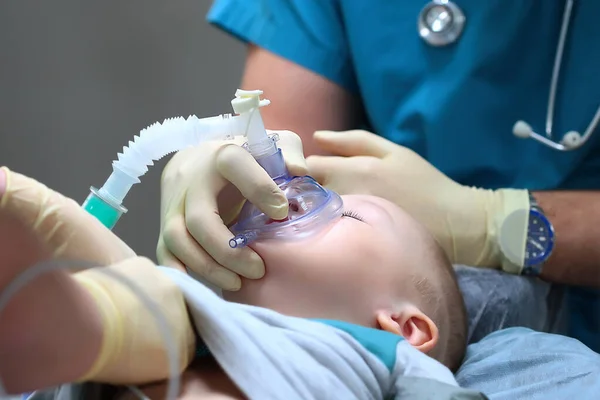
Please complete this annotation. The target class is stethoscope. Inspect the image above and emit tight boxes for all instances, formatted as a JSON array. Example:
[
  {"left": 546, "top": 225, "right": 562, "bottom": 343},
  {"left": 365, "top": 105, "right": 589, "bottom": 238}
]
[{"left": 418, "top": 0, "right": 600, "bottom": 151}]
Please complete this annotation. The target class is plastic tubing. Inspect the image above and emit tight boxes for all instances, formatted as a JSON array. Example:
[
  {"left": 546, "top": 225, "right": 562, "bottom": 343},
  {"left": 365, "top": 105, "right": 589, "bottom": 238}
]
[
  {"left": 82, "top": 114, "right": 246, "bottom": 229},
  {"left": 0, "top": 260, "right": 180, "bottom": 400},
  {"left": 83, "top": 89, "right": 272, "bottom": 230}
]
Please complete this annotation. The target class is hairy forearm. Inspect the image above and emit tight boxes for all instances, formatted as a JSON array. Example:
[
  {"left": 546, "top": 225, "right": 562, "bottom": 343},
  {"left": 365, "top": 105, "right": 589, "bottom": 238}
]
[
  {"left": 0, "top": 270, "right": 102, "bottom": 394},
  {"left": 533, "top": 190, "right": 600, "bottom": 287}
]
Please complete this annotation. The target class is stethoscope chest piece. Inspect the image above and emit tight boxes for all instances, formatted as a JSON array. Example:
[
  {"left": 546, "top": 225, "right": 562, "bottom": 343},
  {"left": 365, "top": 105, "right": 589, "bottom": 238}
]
[{"left": 418, "top": 0, "right": 465, "bottom": 47}]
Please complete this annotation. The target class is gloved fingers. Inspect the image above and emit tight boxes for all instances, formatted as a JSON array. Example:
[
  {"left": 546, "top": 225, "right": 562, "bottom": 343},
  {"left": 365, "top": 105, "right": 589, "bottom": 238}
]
[
  {"left": 215, "top": 144, "right": 289, "bottom": 220},
  {"left": 183, "top": 193, "right": 266, "bottom": 283},
  {"left": 0, "top": 167, "right": 135, "bottom": 265},
  {"left": 313, "top": 130, "right": 394, "bottom": 158},
  {"left": 161, "top": 208, "right": 259, "bottom": 291},
  {"left": 217, "top": 184, "right": 245, "bottom": 226},
  {"left": 161, "top": 136, "right": 245, "bottom": 190},
  {"left": 156, "top": 237, "right": 187, "bottom": 273},
  {"left": 269, "top": 130, "right": 309, "bottom": 176},
  {"left": 163, "top": 230, "right": 242, "bottom": 291},
  {"left": 305, "top": 155, "right": 347, "bottom": 185},
  {"left": 0, "top": 194, "right": 49, "bottom": 291}
]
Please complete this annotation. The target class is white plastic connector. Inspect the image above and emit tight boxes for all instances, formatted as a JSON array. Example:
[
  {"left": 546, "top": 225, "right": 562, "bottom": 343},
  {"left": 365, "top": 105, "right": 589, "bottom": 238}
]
[
  {"left": 99, "top": 167, "right": 139, "bottom": 205},
  {"left": 231, "top": 89, "right": 271, "bottom": 114},
  {"left": 231, "top": 90, "right": 275, "bottom": 159}
]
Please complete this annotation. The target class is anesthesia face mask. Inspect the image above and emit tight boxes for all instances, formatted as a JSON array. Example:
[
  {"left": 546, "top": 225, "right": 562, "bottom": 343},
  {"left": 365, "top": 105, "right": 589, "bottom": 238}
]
[{"left": 228, "top": 175, "right": 343, "bottom": 248}]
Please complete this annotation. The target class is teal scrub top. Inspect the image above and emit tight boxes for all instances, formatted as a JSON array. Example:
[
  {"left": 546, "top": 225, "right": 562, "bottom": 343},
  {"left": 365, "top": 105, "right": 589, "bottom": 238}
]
[{"left": 207, "top": 1, "right": 599, "bottom": 351}]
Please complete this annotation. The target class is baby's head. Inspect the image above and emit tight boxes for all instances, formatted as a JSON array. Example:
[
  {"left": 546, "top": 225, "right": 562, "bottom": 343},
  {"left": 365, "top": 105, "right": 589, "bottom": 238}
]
[{"left": 225, "top": 194, "right": 467, "bottom": 371}]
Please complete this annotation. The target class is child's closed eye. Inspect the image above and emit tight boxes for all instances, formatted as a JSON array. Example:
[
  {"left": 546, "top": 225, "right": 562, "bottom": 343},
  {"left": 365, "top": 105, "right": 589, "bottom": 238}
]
[{"left": 342, "top": 210, "right": 365, "bottom": 222}]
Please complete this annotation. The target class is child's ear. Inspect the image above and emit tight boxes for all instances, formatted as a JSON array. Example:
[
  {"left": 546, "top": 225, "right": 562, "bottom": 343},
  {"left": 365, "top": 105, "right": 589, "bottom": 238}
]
[{"left": 376, "top": 307, "right": 439, "bottom": 354}]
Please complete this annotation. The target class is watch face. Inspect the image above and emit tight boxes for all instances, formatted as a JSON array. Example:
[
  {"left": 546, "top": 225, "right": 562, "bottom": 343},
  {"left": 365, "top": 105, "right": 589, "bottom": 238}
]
[{"left": 524, "top": 209, "right": 555, "bottom": 267}]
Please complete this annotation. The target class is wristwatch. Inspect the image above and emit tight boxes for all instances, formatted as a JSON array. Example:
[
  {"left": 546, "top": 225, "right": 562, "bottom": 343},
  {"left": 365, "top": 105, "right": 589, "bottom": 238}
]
[
  {"left": 499, "top": 191, "right": 555, "bottom": 276},
  {"left": 522, "top": 192, "right": 555, "bottom": 275}
]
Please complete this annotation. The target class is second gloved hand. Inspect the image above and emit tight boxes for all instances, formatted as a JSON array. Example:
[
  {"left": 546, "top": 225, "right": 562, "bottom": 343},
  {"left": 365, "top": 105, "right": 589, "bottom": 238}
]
[
  {"left": 307, "top": 130, "right": 529, "bottom": 270},
  {"left": 157, "top": 131, "right": 308, "bottom": 291},
  {"left": 75, "top": 257, "right": 194, "bottom": 385}
]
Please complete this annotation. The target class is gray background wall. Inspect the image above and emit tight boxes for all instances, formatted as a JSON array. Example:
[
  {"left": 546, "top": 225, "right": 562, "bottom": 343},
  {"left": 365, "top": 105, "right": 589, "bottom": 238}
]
[{"left": 0, "top": 1, "right": 244, "bottom": 259}]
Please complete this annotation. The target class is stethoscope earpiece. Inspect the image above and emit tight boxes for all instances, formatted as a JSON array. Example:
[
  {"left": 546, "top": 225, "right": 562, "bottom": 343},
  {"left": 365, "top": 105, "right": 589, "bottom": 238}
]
[
  {"left": 512, "top": 121, "right": 533, "bottom": 139},
  {"left": 513, "top": 120, "right": 587, "bottom": 151},
  {"left": 510, "top": 0, "right": 598, "bottom": 152},
  {"left": 420, "top": 0, "right": 598, "bottom": 152},
  {"left": 560, "top": 131, "right": 582, "bottom": 148}
]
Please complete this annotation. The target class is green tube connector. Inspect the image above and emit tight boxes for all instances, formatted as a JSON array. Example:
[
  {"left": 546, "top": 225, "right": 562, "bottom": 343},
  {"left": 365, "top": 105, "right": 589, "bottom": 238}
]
[{"left": 82, "top": 187, "right": 127, "bottom": 230}]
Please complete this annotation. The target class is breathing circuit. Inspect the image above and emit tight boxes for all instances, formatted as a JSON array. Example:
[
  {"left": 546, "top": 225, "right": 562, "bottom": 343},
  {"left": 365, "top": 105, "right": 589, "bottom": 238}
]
[
  {"left": 82, "top": 88, "right": 344, "bottom": 250},
  {"left": 82, "top": 89, "right": 272, "bottom": 230}
]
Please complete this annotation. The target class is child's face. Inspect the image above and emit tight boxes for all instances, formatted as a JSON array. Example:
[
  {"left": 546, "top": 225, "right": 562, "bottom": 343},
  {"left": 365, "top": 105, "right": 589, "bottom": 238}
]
[{"left": 224, "top": 194, "right": 434, "bottom": 327}]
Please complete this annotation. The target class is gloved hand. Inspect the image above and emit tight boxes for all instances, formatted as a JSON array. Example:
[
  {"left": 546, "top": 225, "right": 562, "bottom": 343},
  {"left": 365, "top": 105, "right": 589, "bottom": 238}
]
[
  {"left": 0, "top": 167, "right": 135, "bottom": 266},
  {"left": 75, "top": 257, "right": 194, "bottom": 385},
  {"left": 306, "top": 130, "right": 529, "bottom": 270},
  {"left": 157, "top": 131, "right": 308, "bottom": 291},
  {"left": 0, "top": 168, "right": 194, "bottom": 386}
]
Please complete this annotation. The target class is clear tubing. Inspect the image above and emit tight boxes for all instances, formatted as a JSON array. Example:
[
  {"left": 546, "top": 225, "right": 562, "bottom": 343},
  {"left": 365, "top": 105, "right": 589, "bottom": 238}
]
[
  {"left": 245, "top": 135, "right": 289, "bottom": 183},
  {"left": 84, "top": 90, "right": 272, "bottom": 230},
  {"left": 0, "top": 260, "right": 180, "bottom": 400}
]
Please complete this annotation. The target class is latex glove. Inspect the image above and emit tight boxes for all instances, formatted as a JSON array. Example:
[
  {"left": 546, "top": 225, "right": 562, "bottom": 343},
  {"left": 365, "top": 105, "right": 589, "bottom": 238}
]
[
  {"left": 0, "top": 169, "right": 193, "bottom": 385},
  {"left": 157, "top": 130, "right": 308, "bottom": 291},
  {"left": 306, "top": 130, "right": 529, "bottom": 270},
  {"left": 75, "top": 257, "right": 195, "bottom": 385},
  {"left": 0, "top": 167, "right": 135, "bottom": 266}
]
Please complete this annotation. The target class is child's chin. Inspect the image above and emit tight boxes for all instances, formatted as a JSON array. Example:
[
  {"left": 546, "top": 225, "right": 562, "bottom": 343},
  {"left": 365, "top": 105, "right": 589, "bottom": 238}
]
[{"left": 224, "top": 277, "right": 301, "bottom": 311}]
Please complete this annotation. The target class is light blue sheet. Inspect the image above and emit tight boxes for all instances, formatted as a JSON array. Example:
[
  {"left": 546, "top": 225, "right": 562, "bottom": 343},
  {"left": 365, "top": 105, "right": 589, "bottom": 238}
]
[
  {"left": 456, "top": 327, "right": 600, "bottom": 399},
  {"left": 455, "top": 266, "right": 568, "bottom": 344},
  {"left": 454, "top": 266, "right": 599, "bottom": 398}
]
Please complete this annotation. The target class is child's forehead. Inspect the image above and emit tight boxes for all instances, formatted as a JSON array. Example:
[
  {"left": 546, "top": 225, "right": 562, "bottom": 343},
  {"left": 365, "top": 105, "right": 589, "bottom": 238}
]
[{"left": 339, "top": 195, "right": 431, "bottom": 261}]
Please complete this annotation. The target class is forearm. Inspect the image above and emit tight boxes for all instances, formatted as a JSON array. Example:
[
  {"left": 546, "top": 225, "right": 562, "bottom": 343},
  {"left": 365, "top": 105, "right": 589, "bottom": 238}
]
[
  {"left": 533, "top": 190, "right": 600, "bottom": 287},
  {"left": 0, "top": 270, "right": 102, "bottom": 394},
  {"left": 241, "top": 45, "right": 361, "bottom": 156}
]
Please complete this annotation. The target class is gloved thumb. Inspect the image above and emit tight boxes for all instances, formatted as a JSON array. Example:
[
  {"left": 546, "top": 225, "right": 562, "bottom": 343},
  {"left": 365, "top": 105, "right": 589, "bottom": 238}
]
[
  {"left": 313, "top": 130, "right": 394, "bottom": 158},
  {"left": 0, "top": 167, "right": 135, "bottom": 265},
  {"left": 215, "top": 146, "right": 289, "bottom": 220}
]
